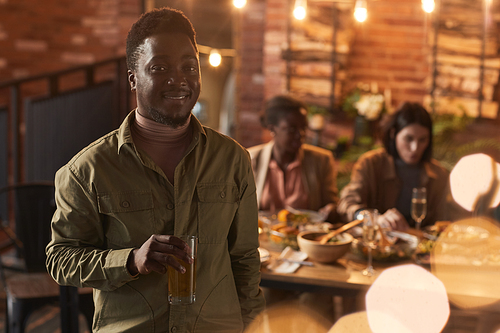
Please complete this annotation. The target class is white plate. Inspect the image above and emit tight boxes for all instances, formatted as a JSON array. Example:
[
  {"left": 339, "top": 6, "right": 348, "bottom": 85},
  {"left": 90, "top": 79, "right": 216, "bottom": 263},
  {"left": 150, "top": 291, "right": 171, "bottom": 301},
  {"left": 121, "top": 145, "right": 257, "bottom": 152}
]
[{"left": 258, "top": 247, "right": 270, "bottom": 263}]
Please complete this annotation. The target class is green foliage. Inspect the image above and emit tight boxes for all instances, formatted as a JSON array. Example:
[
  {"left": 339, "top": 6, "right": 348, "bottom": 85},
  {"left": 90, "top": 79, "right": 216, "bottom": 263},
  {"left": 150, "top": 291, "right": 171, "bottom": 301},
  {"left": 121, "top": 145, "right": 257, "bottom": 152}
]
[
  {"left": 334, "top": 112, "right": 500, "bottom": 193},
  {"left": 342, "top": 88, "right": 361, "bottom": 119},
  {"left": 308, "top": 105, "right": 329, "bottom": 116},
  {"left": 337, "top": 136, "right": 350, "bottom": 145}
]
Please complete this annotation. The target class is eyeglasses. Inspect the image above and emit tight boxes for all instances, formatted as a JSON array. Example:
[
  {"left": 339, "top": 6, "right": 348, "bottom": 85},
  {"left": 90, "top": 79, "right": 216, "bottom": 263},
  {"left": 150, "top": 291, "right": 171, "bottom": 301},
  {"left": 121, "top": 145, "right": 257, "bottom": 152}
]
[{"left": 275, "top": 125, "right": 306, "bottom": 136}]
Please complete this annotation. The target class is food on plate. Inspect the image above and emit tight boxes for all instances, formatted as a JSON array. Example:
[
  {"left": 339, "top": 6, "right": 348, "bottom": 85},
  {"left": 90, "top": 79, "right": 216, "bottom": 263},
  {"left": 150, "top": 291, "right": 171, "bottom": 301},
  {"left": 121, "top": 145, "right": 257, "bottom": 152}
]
[
  {"left": 352, "top": 227, "right": 418, "bottom": 262},
  {"left": 413, "top": 221, "right": 450, "bottom": 264},
  {"left": 270, "top": 223, "right": 300, "bottom": 249},
  {"left": 352, "top": 238, "right": 416, "bottom": 261},
  {"left": 264, "top": 209, "right": 326, "bottom": 250},
  {"left": 277, "top": 209, "right": 292, "bottom": 222},
  {"left": 277, "top": 209, "right": 310, "bottom": 224}
]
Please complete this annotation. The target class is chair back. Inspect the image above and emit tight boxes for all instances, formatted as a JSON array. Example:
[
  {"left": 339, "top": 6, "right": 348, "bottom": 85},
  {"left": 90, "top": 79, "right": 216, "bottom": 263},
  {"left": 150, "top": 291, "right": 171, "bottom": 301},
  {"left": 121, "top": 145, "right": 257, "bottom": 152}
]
[{"left": 0, "top": 182, "right": 56, "bottom": 272}]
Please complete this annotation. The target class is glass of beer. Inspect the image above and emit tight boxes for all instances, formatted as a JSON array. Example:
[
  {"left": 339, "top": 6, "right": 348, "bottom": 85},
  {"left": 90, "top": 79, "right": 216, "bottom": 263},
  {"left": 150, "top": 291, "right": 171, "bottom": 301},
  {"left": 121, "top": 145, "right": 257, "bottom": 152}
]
[{"left": 168, "top": 235, "right": 197, "bottom": 305}]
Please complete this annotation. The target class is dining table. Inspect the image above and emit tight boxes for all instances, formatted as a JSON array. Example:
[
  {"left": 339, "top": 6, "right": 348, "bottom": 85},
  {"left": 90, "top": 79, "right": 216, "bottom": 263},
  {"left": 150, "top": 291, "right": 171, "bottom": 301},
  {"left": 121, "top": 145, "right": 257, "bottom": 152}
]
[
  {"left": 258, "top": 234, "right": 398, "bottom": 313},
  {"left": 258, "top": 230, "right": 500, "bottom": 317}
]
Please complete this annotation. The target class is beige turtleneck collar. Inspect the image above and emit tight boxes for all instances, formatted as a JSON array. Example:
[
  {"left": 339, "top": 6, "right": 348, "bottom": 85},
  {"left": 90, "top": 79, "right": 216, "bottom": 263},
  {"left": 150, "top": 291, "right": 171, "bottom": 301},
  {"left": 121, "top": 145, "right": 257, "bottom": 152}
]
[{"left": 131, "top": 110, "right": 193, "bottom": 184}]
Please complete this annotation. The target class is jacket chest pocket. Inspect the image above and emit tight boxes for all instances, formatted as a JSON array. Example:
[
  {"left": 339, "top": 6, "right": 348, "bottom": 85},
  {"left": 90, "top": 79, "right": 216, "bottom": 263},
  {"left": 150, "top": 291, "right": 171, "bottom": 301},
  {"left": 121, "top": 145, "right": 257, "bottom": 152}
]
[
  {"left": 196, "top": 183, "right": 239, "bottom": 244},
  {"left": 97, "top": 191, "right": 155, "bottom": 247}
]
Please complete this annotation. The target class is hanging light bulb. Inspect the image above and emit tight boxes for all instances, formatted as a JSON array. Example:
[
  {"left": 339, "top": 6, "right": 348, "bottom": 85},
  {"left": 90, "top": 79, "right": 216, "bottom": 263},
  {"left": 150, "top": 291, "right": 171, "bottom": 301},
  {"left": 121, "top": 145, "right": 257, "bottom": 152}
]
[
  {"left": 293, "top": 0, "right": 307, "bottom": 20},
  {"left": 209, "top": 49, "right": 222, "bottom": 67},
  {"left": 233, "top": 0, "right": 246, "bottom": 9},
  {"left": 354, "top": 0, "right": 367, "bottom": 23},
  {"left": 421, "top": 0, "right": 435, "bottom": 13}
]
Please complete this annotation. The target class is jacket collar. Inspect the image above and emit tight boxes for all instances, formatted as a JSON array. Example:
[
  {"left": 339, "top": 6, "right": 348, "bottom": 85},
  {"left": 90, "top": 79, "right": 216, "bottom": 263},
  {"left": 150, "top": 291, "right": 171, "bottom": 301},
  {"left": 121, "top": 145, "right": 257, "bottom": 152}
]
[{"left": 384, "top": 151, "right": 439, "bottom": 183}]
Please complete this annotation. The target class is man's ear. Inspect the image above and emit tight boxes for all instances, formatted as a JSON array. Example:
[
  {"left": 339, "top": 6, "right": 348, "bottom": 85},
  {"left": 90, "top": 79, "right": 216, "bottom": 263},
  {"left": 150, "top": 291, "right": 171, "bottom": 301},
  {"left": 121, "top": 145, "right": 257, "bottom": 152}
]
[{"left": 128, "top": 70, "right": 136, "bottom": 91}]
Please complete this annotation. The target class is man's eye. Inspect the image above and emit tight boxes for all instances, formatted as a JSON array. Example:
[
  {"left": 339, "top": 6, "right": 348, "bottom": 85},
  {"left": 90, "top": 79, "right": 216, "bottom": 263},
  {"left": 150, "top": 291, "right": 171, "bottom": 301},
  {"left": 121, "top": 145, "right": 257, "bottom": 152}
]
[
  {"left": 184, "top": 66, "right": 198, "bottom": 73},
  {"left": 151, "top": 65, "right": 166, "bottom": 71}
]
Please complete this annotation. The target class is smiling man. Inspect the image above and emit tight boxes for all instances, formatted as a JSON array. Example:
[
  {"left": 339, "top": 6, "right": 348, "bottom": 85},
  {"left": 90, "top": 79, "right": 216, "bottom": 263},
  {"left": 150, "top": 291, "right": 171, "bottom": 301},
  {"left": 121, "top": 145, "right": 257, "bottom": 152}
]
[{"left": 46, "top": 8, "right": 265, "bottom": 333}]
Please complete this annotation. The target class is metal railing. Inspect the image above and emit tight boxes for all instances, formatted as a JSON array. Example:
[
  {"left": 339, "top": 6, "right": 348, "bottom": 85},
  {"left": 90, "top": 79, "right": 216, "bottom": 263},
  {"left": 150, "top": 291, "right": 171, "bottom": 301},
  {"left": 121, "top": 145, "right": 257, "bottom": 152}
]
[{"left": 0, "top": 56, "right": 132, "bottom": 185}]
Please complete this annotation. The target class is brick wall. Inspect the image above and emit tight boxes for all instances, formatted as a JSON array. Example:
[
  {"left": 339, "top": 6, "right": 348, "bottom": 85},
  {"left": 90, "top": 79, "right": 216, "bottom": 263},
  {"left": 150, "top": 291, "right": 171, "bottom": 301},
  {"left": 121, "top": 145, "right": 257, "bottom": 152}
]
[
  {"left": 345, "top": 0, "right": 430, "bottom": 109},
  {"left": 0, "top": 0, "right": 141, "bottom": 82},
  {"left": 234, "top": 0, "right": 432, "bottom": 148},
  {"left": 234, "top": 0, "right": 267, "bottom": 147}
]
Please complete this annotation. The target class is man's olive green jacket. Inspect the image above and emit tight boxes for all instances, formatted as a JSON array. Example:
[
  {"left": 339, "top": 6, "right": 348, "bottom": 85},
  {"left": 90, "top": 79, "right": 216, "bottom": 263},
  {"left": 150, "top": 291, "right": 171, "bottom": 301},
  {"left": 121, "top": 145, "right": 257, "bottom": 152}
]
[{"left": 46, "top": 111, "right": 265, "bottom": 332}]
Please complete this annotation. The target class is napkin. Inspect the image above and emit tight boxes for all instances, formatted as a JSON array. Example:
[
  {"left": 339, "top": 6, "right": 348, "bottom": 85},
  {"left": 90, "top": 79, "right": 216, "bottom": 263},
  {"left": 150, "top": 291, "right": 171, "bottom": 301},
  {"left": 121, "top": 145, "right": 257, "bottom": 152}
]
[{"left": 267, "top": 246, "right": 308, "bottom": 273}]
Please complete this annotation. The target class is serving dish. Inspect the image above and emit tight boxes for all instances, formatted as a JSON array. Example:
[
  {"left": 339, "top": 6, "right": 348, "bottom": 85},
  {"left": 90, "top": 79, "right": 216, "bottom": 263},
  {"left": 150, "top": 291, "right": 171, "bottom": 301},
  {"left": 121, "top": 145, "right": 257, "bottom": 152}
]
[{"left": 297, "top": 231, "right": 353, "bottom": 263}]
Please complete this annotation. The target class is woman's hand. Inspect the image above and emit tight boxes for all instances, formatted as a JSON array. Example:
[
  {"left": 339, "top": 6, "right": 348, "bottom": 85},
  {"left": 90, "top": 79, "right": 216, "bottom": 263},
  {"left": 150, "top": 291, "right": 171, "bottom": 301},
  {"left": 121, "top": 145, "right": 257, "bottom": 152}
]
[
  {"left": 377, "top": 208, "right": 409, "bottom": 231},
  {"left": 127, "top": 235, "right": 193, "bottom": 276}
]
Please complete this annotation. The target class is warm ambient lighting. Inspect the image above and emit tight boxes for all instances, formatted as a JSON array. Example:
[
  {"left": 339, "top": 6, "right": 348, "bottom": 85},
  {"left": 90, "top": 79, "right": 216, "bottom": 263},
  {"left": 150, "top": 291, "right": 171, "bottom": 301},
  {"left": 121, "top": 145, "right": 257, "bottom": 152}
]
[
  {"left": 449, "top": 153, "right": 500, "bottom": 212},
  {"left": 209, "top": 49, "right": 222, "bottom": 67},
  {"left": 422, "top": 0, "right": 435, "bottom": 13},
  {"left": 354, "top": 0, "right": 368, "bottom": 23},
  {"left": 293, "top": 0, "right": 307, "bottom": 20},
  {"left": 431, "top": 217, "right": 500, "bottom": 310},
  {"left": 366, "top": 265, "right": 450, "bottom": 333},
  {"left": 233, "top": 0, "right": 246, "bottom": 9}
]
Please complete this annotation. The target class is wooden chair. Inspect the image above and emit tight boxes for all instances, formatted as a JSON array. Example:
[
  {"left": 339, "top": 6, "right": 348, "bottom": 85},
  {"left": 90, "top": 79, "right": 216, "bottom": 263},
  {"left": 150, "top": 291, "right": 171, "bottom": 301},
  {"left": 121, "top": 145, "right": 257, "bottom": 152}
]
[{"left": 0, "top": 182, "right": 93, "bottom": 333}]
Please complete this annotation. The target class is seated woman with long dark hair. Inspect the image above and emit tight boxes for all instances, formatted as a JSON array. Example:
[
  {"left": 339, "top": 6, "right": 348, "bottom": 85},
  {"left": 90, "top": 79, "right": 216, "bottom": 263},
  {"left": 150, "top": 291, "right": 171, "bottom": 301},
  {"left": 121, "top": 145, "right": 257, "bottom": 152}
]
[{"left": 338, "top": 102, "right": 457, "bottom": 230}]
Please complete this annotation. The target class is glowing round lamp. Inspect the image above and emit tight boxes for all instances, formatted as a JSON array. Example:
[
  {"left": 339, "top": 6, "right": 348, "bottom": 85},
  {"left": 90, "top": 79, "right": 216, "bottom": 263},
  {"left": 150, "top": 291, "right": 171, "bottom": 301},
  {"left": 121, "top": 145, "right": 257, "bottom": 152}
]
[
  {"left": 422, "top": 0, "right": 435, "bottom": 13},
  {"left": 366, "top": 264, "right": 449, "bottom": 333},
  {"left": 354, "top": 0, "right": 367, "bottom": 22},
  {"left": 293, "top": 0, "right": 307, "bottom": 21},
  {"left": 449, "top": 153, "right": 500, "bottom": 212},
  {"left": 233, "top": 0, "right": 246, "bottom": 9},
  {"left": 209, "top": 49, "right": 222, "bottom": 67}
]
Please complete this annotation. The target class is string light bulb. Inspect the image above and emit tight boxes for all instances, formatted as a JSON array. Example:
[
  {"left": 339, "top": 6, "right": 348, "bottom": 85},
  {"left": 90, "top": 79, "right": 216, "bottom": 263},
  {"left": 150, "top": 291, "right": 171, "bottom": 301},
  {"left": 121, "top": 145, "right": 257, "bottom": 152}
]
[
  {"left": 354, "top": 0, "right": 368, "bottom": 23},
  {"left": 421, "top": 0, "right": 435, "bottom": 13},
  {"left": 209, "top": 49, "right": 222, "bottom": 67},
  {"left": 233, "top": 0, "right": 246, "bottom": 9},
  {"left": 293, "top": 0, "right": 307, "bottom": 20}
]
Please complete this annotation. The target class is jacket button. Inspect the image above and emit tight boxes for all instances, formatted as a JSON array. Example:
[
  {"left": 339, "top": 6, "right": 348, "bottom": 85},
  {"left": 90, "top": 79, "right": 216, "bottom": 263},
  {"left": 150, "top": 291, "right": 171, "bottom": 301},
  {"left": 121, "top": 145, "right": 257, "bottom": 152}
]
[
  {"left": 121, "top": 201, "right": 130, "bottom": 208},
  {"left": 220, "top": 191, "right": 226, "bottom": 199},
  {"left": 171, "top": 327, "right": 177, "bottom": 333},
  {"left": 167, "top": 203, "right": 174, "bottom": 210}
]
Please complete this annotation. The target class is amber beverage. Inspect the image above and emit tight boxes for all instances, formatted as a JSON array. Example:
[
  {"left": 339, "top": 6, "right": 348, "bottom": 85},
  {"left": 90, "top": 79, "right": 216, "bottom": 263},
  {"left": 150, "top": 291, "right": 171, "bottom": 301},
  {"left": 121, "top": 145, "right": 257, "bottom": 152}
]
[{"left": 168, "top": 235, "right": 197, "bottom": 305}]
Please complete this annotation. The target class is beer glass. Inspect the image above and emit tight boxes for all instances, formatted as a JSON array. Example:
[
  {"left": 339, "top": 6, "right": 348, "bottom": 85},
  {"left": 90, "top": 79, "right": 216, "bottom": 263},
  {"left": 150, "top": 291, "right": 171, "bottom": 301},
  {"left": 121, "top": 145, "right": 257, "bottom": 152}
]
[{"left": 168, "top": 235, "right": 197, "bottom": 305}]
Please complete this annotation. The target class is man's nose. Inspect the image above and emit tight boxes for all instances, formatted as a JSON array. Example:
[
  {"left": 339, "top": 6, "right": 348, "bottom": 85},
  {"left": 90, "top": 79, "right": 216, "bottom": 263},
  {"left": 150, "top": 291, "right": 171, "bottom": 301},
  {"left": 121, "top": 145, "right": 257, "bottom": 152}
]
[{"left": 167, "top": 70, "right": 187, "bottom": 86}]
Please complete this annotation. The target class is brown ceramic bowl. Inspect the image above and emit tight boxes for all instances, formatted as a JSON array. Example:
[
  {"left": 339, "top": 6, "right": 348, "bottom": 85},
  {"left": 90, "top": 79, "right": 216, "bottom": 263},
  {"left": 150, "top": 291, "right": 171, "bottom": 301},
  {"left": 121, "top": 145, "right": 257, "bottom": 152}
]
[{"left": 297, "top": 231, "right": 353, "bottom": 264}]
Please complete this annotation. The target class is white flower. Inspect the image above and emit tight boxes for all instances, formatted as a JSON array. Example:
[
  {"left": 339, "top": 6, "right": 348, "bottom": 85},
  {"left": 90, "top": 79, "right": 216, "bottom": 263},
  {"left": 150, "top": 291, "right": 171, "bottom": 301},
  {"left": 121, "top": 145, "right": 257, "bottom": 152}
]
[{"left": 354, "top": 94, "right": 384, "bottom": 120}]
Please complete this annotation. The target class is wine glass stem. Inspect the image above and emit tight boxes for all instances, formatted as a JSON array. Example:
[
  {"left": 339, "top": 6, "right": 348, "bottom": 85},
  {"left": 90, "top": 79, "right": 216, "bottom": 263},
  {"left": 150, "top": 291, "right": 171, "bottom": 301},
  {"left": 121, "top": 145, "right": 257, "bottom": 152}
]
[
  {"left": 367, "top": 247, "right": 373, "bottom": 270},
  {"left": 416, "top": 220, "right": 421, "bottom": 231}
]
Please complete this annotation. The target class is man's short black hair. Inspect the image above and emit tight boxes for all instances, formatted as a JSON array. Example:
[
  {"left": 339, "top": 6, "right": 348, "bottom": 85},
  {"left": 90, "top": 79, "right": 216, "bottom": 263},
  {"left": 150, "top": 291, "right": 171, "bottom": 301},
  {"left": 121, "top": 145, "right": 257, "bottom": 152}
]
[
  {"left": 260, "top": 95, "right": 309, "bottom": 128},
  {"left": 126, "top": 7, "right": 198, "bottom": 71}
]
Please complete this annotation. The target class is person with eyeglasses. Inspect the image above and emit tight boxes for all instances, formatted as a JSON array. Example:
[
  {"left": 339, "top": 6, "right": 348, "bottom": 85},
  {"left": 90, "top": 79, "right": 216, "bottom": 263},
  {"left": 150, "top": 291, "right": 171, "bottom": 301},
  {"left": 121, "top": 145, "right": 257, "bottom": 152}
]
[{"left": 248, "top": 94, "right": 339, "bottom": 223}]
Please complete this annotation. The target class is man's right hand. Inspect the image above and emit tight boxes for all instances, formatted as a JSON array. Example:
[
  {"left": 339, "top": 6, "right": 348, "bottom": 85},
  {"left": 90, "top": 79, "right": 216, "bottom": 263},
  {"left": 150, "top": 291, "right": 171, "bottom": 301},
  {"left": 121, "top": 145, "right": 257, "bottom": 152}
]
[{"left": 127, "top": 235, "right": 193, "bottom": 276}]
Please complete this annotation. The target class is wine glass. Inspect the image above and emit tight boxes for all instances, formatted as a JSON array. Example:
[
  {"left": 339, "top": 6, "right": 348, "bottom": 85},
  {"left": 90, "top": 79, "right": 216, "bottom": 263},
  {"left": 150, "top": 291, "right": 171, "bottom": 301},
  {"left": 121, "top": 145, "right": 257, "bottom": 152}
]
[
  {"left": 411, "top": 187, "right": 427, "bottom": 231},
  {"left": 361, "top": 209, "right": 379, "bottom": 277}
]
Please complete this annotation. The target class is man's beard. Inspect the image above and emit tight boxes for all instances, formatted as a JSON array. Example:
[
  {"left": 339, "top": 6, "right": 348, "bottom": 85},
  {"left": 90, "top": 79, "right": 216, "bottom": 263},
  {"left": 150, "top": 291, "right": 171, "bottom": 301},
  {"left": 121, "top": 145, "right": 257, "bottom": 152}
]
[{"left": 147, "top": 107, "right": 191, "bottom": 128}]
